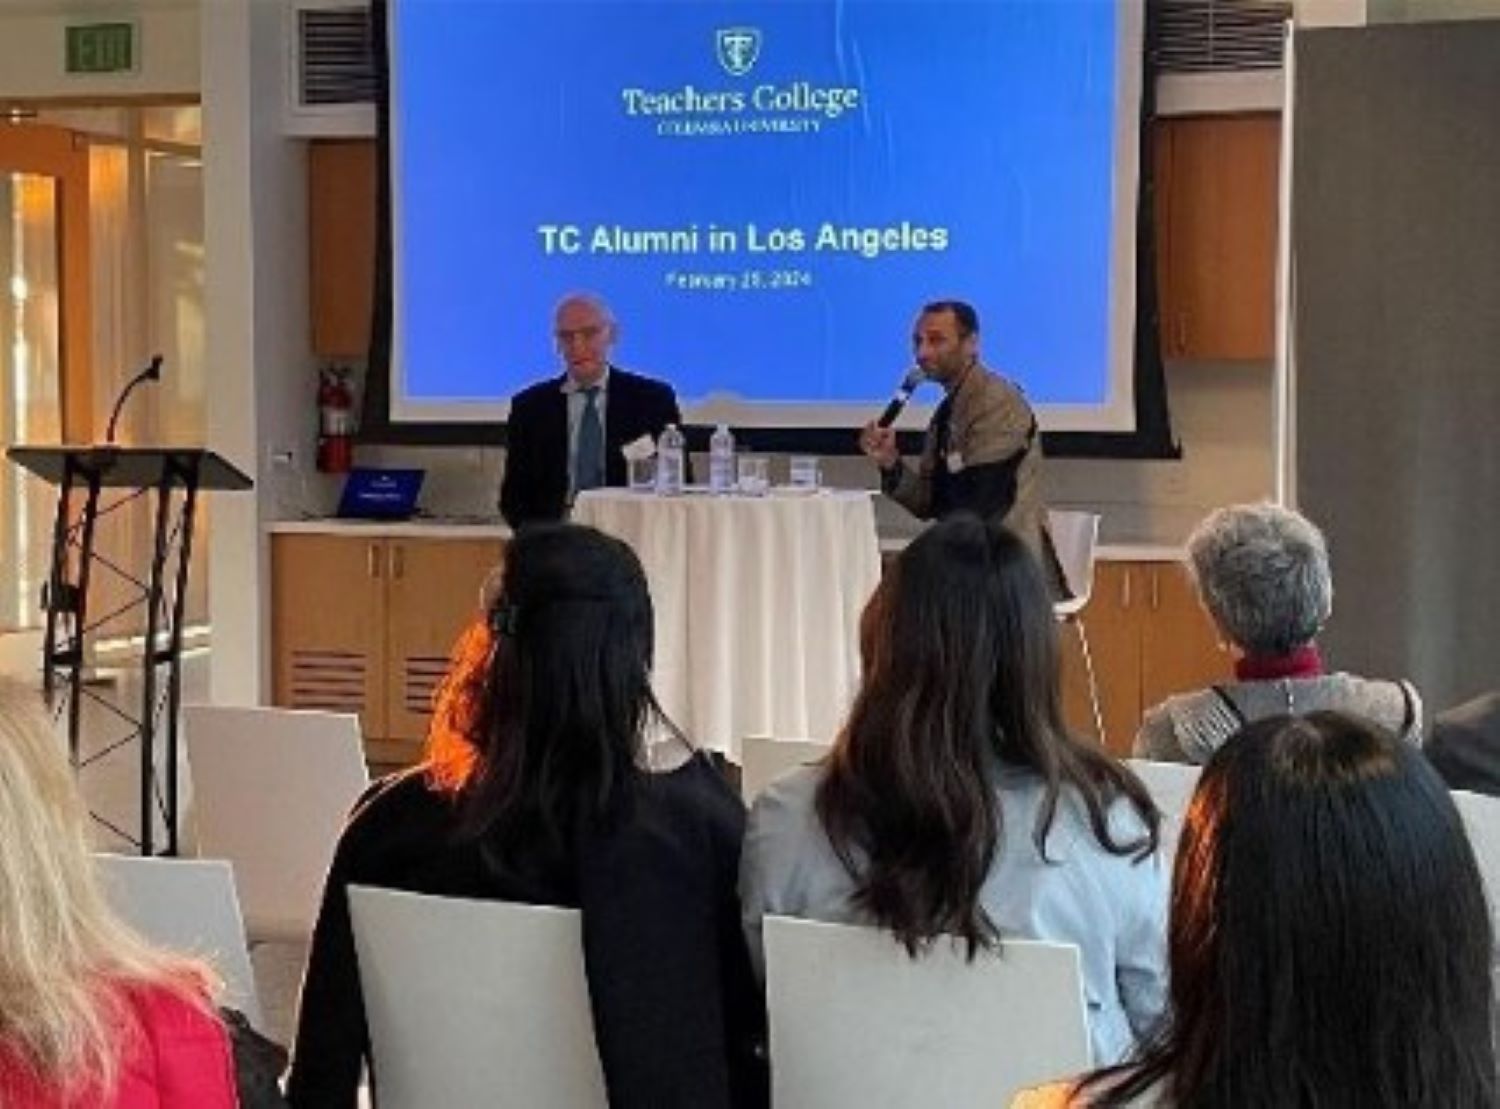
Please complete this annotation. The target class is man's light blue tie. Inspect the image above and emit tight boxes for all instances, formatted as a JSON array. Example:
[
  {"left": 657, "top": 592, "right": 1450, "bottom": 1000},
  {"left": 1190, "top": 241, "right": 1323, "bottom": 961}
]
[{"left": 576, "top": 387, "right": 605, "bottom": 491}]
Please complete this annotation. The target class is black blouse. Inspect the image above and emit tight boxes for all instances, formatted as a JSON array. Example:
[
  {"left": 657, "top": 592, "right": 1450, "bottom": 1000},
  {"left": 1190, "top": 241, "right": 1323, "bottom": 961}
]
[{"left": 285, "top": 753, "right": 767, "bottom": 1108}]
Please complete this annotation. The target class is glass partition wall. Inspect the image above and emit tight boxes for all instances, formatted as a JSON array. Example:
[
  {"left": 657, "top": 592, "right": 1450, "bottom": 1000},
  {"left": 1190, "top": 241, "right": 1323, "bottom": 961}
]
[{"left": 0, "top": 107, "right": 206, "bottom": 639}]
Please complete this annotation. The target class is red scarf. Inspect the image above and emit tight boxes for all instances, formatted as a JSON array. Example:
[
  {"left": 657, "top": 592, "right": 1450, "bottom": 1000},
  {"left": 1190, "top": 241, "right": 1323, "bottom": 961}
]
[{"left": 1235, "top": 644, "right": 1324, "bottom": 683}]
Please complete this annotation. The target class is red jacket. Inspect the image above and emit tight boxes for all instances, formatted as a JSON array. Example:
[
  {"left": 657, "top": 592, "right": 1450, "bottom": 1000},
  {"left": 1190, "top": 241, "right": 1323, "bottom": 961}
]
[{"left": 0, "top": 982, "right": 238, "bottom": 1108}]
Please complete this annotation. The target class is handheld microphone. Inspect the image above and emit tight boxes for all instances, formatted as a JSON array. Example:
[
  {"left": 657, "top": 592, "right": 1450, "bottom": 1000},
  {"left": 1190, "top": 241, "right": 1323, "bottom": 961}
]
[
  {"left": 876, "top": 366, "right": 926, "bottom": 428},
  {"left": 105, "top": 355, "right": 164, "bottom": 444}
]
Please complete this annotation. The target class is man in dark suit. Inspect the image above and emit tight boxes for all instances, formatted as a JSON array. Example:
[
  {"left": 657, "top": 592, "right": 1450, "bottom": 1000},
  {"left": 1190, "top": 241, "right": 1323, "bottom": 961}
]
[{"left": 500, "top": 293, "right": 683, "bottom": 528}]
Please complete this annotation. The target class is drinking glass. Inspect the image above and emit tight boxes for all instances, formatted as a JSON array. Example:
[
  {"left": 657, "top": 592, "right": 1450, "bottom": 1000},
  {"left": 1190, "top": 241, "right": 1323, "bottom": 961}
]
[
  {"left": 788, "top": 455, "right": 821, "bottom": 489},
  {"left": 628, "top": 455, "right": 656, "bottom": 491},
  {"left": 737, "top": 455, "right": 770, "bottom": 496}
]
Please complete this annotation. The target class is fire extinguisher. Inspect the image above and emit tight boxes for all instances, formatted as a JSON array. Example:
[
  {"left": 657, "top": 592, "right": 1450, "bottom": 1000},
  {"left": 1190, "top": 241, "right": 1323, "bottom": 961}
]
[{"left": 316, "top": 366, "right": 356, "bottom": 473}]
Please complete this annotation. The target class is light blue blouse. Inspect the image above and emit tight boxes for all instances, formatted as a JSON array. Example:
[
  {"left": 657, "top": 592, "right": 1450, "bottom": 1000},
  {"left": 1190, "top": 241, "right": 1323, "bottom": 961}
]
[{"left": 739, "top": 763, "right": 1169, "bottom": 1067}]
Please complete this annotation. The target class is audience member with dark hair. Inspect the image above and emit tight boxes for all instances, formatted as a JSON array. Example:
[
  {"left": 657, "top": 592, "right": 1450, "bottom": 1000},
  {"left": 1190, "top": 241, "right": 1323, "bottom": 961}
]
[
  {"left": 287, "top": 523, "right": 766, "bottom": 1108},
  {"left": 1019, "top": 711, "right": 1495, "bottom": 1107},
  {"left": 740, "top": 515, "right": 1167, "bottom": 1065},
  {"left": 1136, "top": 502, "right": 1422, "bottom": 762},
  {"left": 0, "top": 679, "right": 236, "bottom": 1108}
]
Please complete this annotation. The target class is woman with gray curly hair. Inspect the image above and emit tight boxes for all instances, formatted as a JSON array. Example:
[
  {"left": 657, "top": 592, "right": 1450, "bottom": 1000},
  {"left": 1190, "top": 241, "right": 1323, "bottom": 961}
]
[{"left": 1134, "top": 502, "right": 1422, "bottom": 763}]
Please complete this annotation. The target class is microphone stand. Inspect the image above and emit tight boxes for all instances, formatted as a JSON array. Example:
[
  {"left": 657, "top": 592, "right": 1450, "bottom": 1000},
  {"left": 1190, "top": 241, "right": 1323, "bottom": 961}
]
[
  {"left": 69, "top": 353, "right": 163, "bottom": 691},
  {"left": 104, "top": 355, "right": 164, "bottom": 445}
]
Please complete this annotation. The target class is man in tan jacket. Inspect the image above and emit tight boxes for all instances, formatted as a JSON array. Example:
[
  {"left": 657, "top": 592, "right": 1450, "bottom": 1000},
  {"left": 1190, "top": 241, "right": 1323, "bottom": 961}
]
[{"left": 859, "top": 299, "right": 1051, "bottom": 573}]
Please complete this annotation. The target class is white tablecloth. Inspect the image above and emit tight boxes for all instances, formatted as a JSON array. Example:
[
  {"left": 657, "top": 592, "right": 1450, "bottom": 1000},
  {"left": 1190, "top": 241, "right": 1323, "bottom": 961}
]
[{"left": 572, "top": 489, "right": 881, "bottom": 756}]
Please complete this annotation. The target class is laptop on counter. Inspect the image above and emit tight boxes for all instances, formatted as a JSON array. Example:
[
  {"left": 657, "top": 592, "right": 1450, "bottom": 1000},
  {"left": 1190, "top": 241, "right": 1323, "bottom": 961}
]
[{"left": 336, "top": 467, "right": 425, "bottom": 520}]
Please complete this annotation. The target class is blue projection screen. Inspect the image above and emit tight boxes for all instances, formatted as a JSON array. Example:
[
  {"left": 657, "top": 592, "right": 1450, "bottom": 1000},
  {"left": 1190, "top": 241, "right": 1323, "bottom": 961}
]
[{"left": 388, "top": 1, "right": 1143, "bottom": 432}]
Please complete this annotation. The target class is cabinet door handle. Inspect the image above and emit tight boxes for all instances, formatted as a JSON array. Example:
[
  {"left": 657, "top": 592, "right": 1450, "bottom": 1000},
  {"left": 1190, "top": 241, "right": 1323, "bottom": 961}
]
[
  {"left": 390, "top": 545, "right": 405, "bottom": 580},
  {"left": 368, "top": 544, "right": 381, "bottom": 578},
  {"left": 1120, "top": 568, "right": 1131, "bottom": 609},
  {"left": 1176, "top": 312, "right": 1188, "bottom": 355},
  {"left": 1151, "top": 568, "right": 1160, "bottom": 611}
]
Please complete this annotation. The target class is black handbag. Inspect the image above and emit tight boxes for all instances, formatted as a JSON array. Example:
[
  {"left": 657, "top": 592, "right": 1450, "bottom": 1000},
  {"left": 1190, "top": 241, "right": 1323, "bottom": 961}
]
[{"left": 220, "top": 1008, "right": 291, "bottom": 1109}]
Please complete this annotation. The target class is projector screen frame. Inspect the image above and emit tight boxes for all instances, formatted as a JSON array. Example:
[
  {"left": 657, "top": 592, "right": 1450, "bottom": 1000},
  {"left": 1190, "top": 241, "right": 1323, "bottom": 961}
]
[{"left": 358, "top": 0, "right": 1178, "bottom": 461}]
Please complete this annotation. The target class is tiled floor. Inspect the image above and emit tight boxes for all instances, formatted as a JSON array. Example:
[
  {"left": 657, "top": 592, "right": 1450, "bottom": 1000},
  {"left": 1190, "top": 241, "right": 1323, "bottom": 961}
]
[
  {"left": 250, "top": 939, "right": 311, "bottom": 1047},
  {"left": 69, "top": 651, "right": 208, "bottom": 855}
]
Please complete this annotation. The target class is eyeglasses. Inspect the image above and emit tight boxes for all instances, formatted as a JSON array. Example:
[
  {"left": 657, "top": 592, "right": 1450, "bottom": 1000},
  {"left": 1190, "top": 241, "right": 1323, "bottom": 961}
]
[{"left": 555, "top": 325, "right": 606, "bottom": 343}]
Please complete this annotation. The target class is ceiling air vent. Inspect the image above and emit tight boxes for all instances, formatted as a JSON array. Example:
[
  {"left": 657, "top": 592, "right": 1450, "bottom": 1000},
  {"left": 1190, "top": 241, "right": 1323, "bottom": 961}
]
[
  {"left": 298, "top": 3, "right": 376, "bottom": 107},
  {"left": 1155, "top": 0, "right": 1292, "bottom": 74}
]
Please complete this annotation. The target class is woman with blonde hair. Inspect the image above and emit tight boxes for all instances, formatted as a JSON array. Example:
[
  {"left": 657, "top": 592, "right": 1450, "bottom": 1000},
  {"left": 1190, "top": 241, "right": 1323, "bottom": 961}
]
[{"left": 0, "top": 679, "right": 237, "bottom": 1107}]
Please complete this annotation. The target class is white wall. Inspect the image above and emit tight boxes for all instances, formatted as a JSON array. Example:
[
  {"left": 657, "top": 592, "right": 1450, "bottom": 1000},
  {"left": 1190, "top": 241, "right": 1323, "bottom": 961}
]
[
  {"left": 1297, "top": 0, "right": 1369, "bottom": 26},
  {"left": 1048, "top": 360, "right": 1275, "bottom": 546},
  {"left": 0, "top": 1, "right": 198, "bottom": 99},
  {"left": 1297, "top": 0, "right": 1500, "bottom": 23},
  {"left": 202, "top": 0, "right": 315, "bottom": 704}
]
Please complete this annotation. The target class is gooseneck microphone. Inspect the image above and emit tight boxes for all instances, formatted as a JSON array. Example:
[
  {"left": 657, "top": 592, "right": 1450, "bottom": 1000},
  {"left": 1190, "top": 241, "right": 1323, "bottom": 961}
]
[
  {"left": 104, "top": 355, "right": 164, "bottom": 444},
  {"left": 876, "top": 366, "right": 926, "bottom": 428}
]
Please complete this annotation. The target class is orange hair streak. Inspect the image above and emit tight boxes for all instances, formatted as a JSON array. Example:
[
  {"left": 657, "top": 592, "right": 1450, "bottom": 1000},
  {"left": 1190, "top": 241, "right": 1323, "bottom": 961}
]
[{"left": 423, "top": 617, "right": 493, "bottom": 792}]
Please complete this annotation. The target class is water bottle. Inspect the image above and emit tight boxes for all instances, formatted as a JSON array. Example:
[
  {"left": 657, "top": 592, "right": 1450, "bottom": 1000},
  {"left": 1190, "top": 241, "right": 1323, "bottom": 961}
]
[
  {"left": 656, "top": 423, "right": 685, "bottom": 496},
  {"left": 709, "top": 424, "right": 736, "bottom": 495}
]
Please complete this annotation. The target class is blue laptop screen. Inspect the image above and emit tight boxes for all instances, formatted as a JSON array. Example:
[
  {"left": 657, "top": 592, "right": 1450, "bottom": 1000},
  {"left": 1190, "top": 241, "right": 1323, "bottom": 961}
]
[{"left": 337, "top": 468, "right": 425, "bottom": 519}]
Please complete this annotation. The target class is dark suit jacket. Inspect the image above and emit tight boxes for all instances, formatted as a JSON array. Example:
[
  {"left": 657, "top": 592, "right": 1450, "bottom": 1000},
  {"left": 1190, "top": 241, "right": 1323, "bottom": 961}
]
[{"left": 500, "top": 367, "right": 683, "bottom": 528}]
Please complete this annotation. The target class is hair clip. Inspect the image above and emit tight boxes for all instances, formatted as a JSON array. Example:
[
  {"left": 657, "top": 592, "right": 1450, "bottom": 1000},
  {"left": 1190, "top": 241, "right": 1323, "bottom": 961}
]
[{"left": 489, "top": 601, "right": 519, "bottom": 639}]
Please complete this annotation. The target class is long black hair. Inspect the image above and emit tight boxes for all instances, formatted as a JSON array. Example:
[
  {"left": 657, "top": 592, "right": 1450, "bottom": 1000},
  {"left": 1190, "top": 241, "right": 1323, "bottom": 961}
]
[
  {"left": 430, "top": 523, "right": 677, "bottom": 869},
  {"left": 1088, "top": 711, "right": 1496, "bottom": 1107},
  {"left": 815, "top": 515, "right": 1159, "bottom": 956}
]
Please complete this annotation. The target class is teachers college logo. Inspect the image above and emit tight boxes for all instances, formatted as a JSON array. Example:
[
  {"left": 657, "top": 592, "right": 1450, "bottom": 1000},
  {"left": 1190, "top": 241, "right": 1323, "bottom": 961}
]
[{"left": 716, "top": 27, "right": 762, "bottom": 77}]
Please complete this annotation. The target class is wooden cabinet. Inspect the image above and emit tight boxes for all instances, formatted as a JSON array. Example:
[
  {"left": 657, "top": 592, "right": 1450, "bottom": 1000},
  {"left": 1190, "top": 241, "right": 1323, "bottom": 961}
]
[
  {"left": 1060, "top": 563, "right": 1144, "bottom": 757},
  {"left": 1060, "top": 560, "right": 1231, "bottom": 757},
  {"left": 382, "top": 538, "right": 503, "bottom": 745},
  {"left": 271, "top": 534, "right": 384, "bottom": 733},
  {"left": 272, "top": 533, "right": 504, "bottom": 764},
  {"left": 1154, "top": 114, "right": 1281, "bottom": 361},
  {"left": 308, "top": 139, "right": 377, "bottom": 359}
]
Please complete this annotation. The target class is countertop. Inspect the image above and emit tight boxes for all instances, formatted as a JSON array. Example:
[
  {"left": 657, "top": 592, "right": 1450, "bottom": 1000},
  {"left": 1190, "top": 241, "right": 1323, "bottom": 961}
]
[{"left": 267, "top": 517, "right": 511, "bottom": 539}]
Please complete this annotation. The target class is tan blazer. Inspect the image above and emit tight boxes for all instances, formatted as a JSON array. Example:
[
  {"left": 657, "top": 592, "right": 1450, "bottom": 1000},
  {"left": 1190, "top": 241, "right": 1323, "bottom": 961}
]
[{"left": 885, "top": 362, "right": 1048, "bottom": 563}]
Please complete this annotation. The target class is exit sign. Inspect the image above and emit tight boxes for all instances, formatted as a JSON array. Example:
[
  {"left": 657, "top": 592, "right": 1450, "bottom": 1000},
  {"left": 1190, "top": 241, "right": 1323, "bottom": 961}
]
[{"left": 65, "top": 22, "right": 137, "bottom": 74}]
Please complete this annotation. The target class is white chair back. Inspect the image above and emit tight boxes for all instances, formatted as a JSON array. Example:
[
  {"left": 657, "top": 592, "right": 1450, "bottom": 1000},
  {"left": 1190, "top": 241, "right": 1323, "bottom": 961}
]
[
  {"left": 184, "top": 704, "right": 369, "bottom": 938},
  {"left": 95, "top": 854, "right": 261, "bottom": 1026},
  {"left": 1126, "top": 758, "right": 1202, "bottom": 862},
  {"left": 740, "top": 735, "right": 830, "bottom": 803},
  {"left": 349, "top": 887, "right": 606, "bottom": 1109},
  {"left": 1450, "top": 789, "right": 1500, "bottom": 942},
  {"left": 764, "top": 916, "right": 1090, "bottom": 1108},
  {"left": 1047, "top": 509, "right": 1101, "bottom": 616}
]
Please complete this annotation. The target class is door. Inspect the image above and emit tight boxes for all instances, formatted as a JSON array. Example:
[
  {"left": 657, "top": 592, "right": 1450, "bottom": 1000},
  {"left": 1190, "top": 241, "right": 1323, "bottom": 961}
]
[{"left": 0, "top": 125, "right": 91, "bottom": 630}]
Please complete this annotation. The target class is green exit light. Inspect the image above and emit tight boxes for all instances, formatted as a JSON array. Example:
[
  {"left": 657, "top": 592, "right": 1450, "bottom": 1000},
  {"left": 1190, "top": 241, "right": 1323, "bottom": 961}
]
[{"left": 66, "top": 22, "right": 136, "bottom": 75}]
